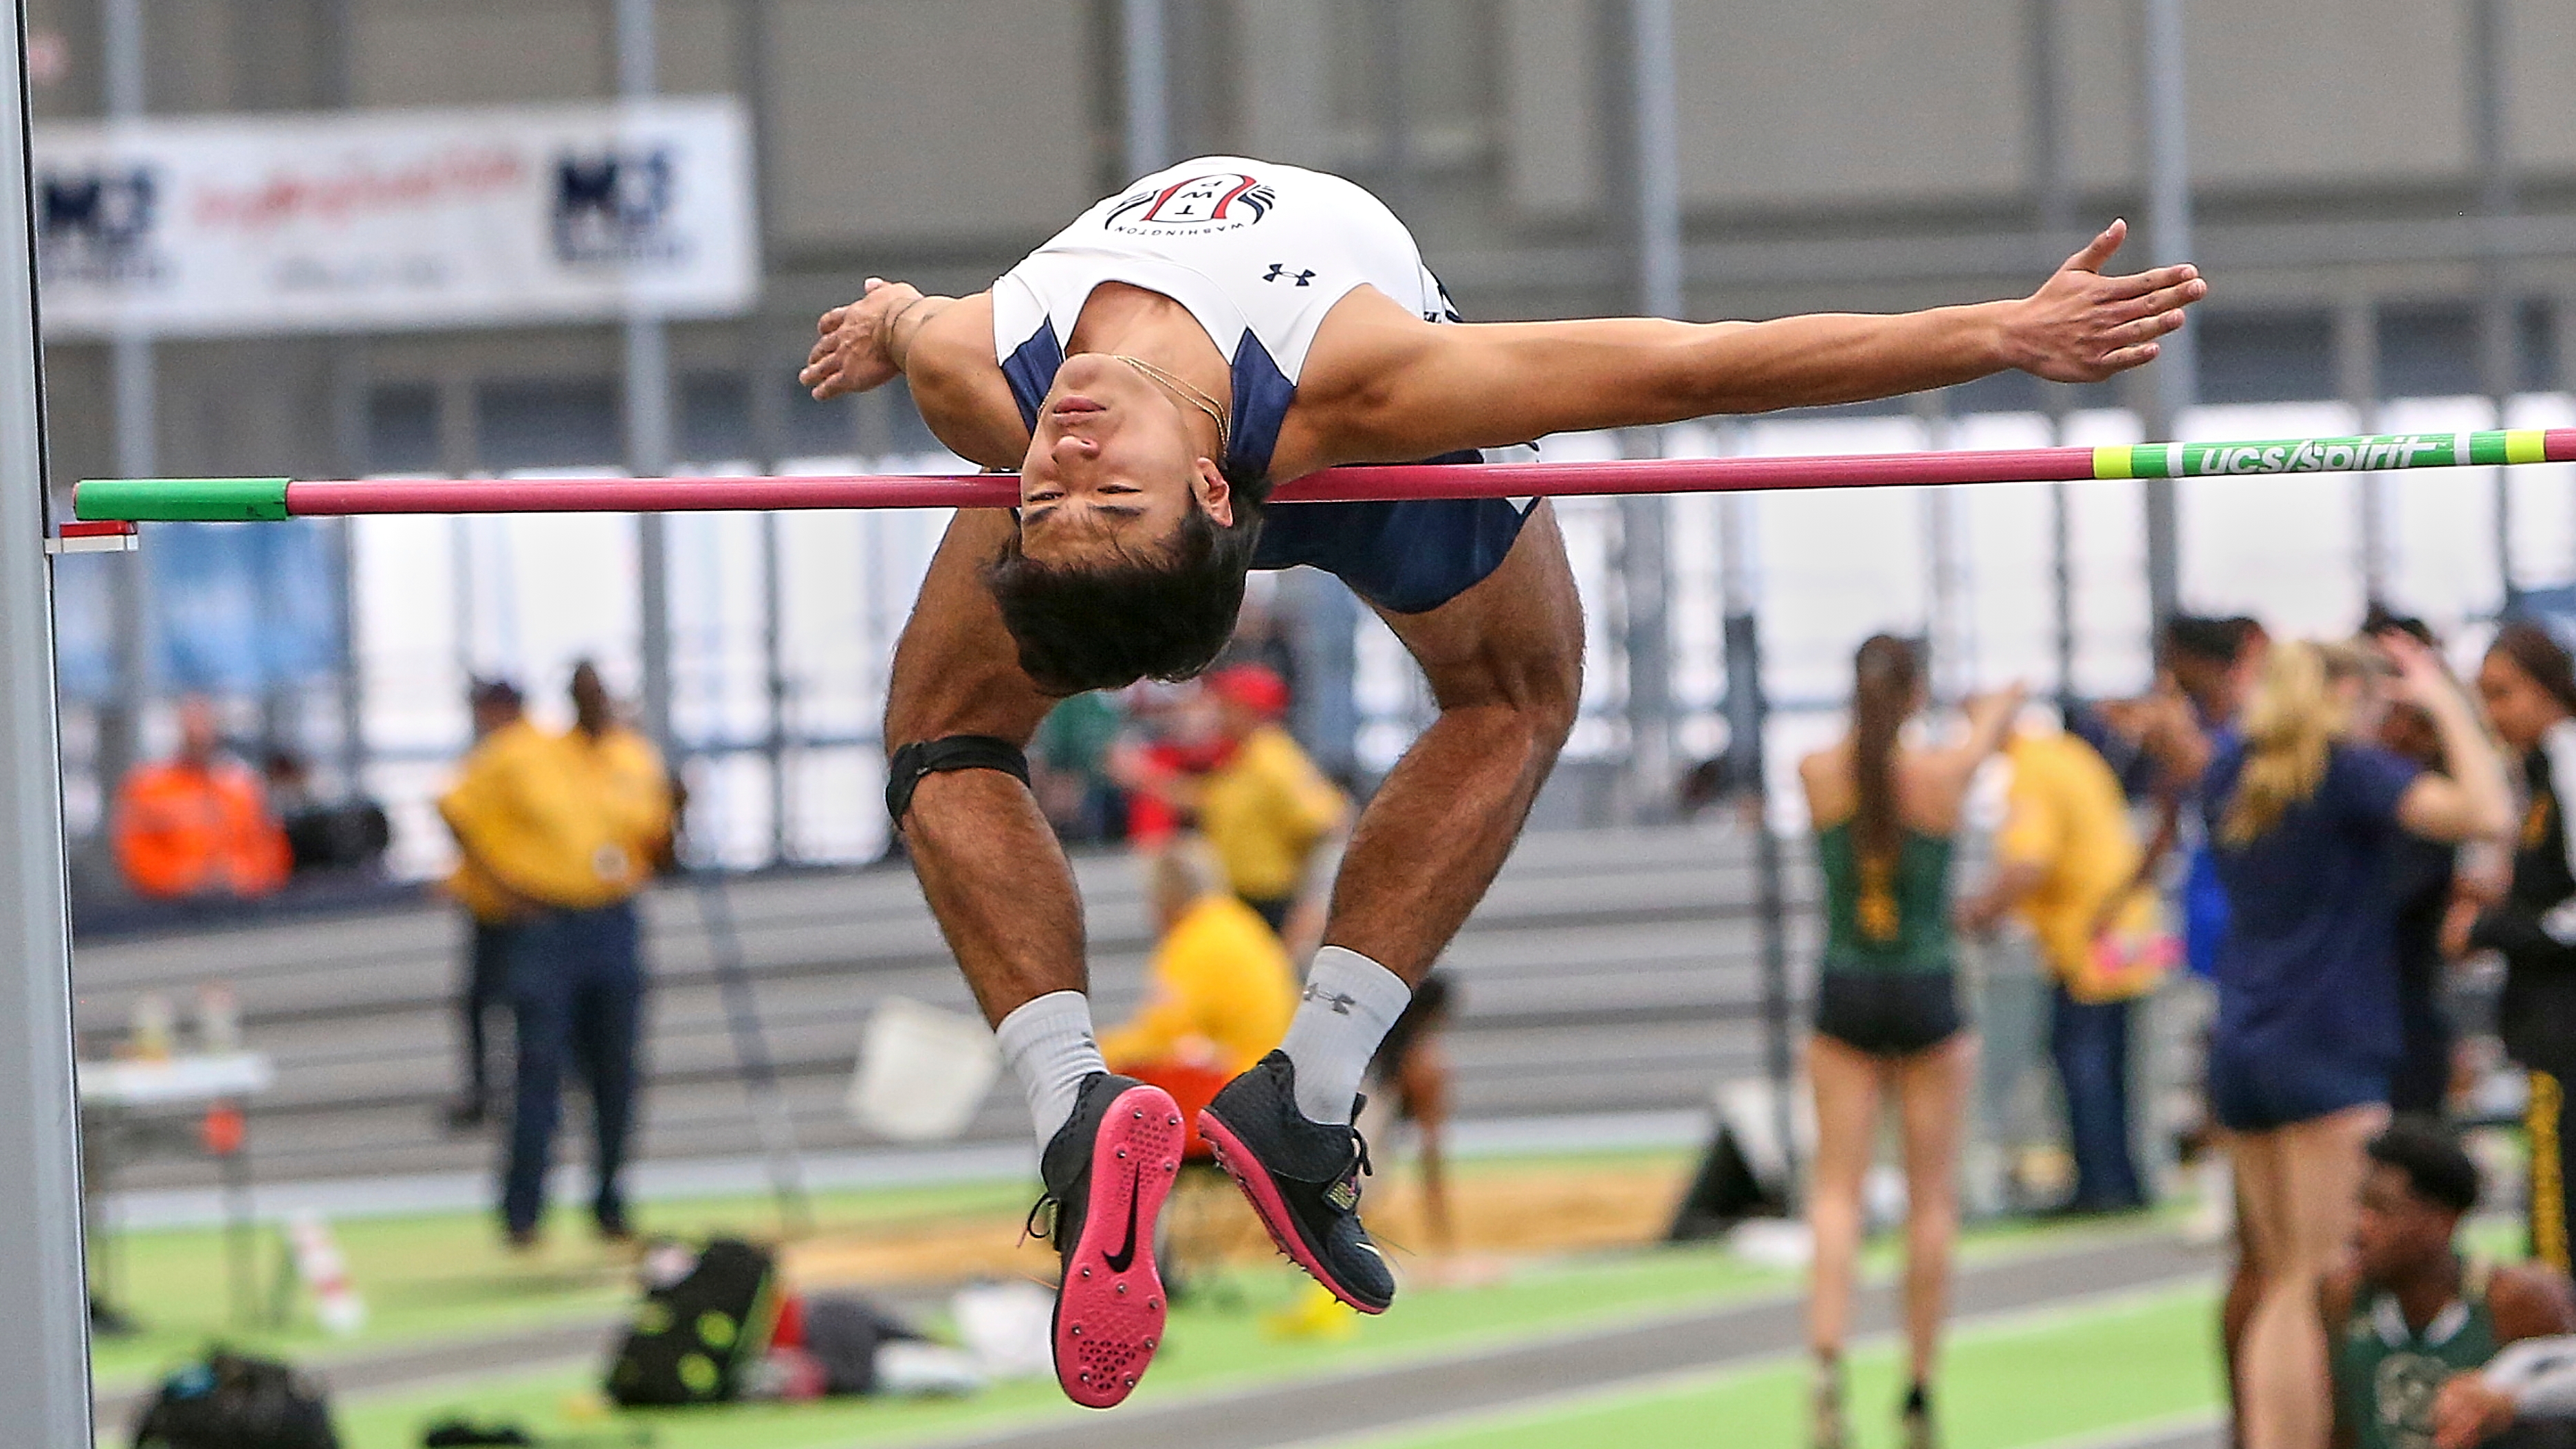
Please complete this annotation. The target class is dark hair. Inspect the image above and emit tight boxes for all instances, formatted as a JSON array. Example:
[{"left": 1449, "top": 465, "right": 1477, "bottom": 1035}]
[
  {"left": 2489, "top": 620, "right": 2576, "bottom": 715},
  {"left": 2160, "top": 615, "right": 2251, "bottom": 668},
  {"left": 2367, "top": 1118, "right": 2480, "bottom": 1215},
  {"left": 468, "top": 677, "right": 523, "bottom": 710},
  {"left": 985, "top": 468, "right": 1269, "bottom": 696},
  {"left": 1851, "top": 635, "right": 1923, "bottom": 866},
  {"left": 2362, "top": 602, "right": 2435, "bottom": 648}
]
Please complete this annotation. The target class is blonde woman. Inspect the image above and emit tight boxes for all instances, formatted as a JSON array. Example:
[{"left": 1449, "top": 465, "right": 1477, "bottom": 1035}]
[
  {"left": 2203, "top": 635, "right": 2509, "bottom": 1449},
  {"left": 1798, "top": 635, "right": 2022, "bottom": 1449}
]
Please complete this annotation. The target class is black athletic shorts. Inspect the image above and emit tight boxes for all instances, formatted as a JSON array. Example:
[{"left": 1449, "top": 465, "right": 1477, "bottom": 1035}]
[{"left": 1812, "top": 969, "right": 1965, "bottom": 1058}]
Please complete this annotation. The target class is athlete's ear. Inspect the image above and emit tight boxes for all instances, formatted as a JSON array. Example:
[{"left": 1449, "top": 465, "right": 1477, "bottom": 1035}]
[{"left": 1190, "top": 457, "right": 1234, "bottom": 528}]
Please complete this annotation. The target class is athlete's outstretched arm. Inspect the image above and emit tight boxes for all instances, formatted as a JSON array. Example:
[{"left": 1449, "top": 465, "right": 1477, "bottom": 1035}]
[
  {"left": 1306, "top": 221, "right": 2207, "bottom": 466},
  {"left": 803, "top": 280, "right": 1027, "bottom": 468}
]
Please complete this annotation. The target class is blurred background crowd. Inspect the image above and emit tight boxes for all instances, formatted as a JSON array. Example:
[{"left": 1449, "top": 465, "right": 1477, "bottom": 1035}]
[{"left": 30, "top": 0, "right": 2576, "bottom": 1445}]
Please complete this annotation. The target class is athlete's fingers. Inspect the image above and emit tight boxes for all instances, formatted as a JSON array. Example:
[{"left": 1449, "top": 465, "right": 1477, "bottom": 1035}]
[
  {"left": 2061, "top": 218, "right": 2127, "bottom": 275},
  {"left": 2121, "top": 277, "right": 2207, "bottom": 317},
  {"left": 2097, "top": 262, "right": 2200, "bottom": 301},
  {"left": 2099, "top": 279, "right": 2206, "bottom": 325},
  {"left": 2098, "top": 310, "right": 2187, "bottom": 349},
  {"left": 2095, "top": 340, "right": 2162, "bottom": 375},
  {"left": 817, "top": 307, "right": 846, "bottom": 336}
]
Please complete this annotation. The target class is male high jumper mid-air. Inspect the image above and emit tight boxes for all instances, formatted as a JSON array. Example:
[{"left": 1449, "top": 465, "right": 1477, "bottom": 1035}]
[{"left": 803, "top": 155, "right": 2207, "bottom": 1408}]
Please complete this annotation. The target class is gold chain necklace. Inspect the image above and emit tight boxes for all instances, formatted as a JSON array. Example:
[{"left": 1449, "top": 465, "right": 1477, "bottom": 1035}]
[{"left": 1110, "top": 353, "right": 1230, "bottom": 455}]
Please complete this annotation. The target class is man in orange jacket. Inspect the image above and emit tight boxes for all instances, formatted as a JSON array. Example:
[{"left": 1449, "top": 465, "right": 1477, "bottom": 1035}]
[{"left": 112, "top": 696, "right": 292, "bottom": 902}]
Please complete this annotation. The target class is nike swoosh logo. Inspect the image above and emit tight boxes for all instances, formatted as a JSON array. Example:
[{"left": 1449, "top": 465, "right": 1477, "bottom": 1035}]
[{"left": 1102, "top": 1166, "right": 1143, "bottom": 1274}]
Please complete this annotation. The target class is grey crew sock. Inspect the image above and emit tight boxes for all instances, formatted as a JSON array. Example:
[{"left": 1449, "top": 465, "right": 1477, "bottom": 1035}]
[
  {"left": 994, "top": 990, "right": 1106, "bottom": 1146},
  {"left": 1278, "top": 946, "right": 1415, "bottom": 1125}
]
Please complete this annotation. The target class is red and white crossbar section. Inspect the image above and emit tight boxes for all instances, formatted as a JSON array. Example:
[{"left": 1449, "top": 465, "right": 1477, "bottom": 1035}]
[{"left": 71, "top": 428, "right": 2576, "bottom": 522}]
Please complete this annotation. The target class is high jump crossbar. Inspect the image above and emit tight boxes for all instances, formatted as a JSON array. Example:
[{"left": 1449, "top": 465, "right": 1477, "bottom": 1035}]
[{"left": 70, "top": 427, "right": 2576, "bottom": 522}]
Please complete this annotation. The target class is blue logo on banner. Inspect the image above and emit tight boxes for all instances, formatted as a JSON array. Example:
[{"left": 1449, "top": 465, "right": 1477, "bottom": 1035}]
[
  {"left": 36, "top": 164, "right": 168, "bottom": 285},
  {"left": 553, "top": 147, "right": 687, "bottom": 266}
]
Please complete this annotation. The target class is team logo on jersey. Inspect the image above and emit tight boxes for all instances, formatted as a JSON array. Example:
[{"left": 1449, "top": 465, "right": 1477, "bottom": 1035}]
[{"left": 1105, "top": 173, "right": 1277, "bottom": 235}]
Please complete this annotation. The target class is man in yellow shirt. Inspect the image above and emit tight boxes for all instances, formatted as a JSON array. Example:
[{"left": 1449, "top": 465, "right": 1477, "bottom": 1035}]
[
  {"left": 1101, "top": 839, "right": 1299, "bottom": 1078},
  {"left": 441, "top": 662, "right": 675, "bottom": 1247},
  {"left": 1959, "top": 719, "right": 2163, "bottom": 1214},
  {"left": 1194, "top": 665, "right": 1350, "bottom": 934},
  {"left": 441, "top": 679, "right": 533, "bottom": 1132}
]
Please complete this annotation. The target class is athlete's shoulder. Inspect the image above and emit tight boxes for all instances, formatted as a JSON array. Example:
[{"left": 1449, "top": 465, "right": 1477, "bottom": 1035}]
[{"left": 2491, "top": 1261, "right": 2576, "bottom": 1338}]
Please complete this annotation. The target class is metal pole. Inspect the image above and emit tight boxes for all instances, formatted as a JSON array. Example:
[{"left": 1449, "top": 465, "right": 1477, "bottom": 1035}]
[
  {"left": 619, "top": 0, "right": 677, "bottom": 761},
  {"left": 1620, "top": 0, "right": 1680, "bottom": 818},
  {"left": 2138, "top": 0, "right": 2196, "bottom": 624},
  {"left": 2336, "top": 296, "right": 2386, "bottom": 600},
  {"left": 99, "top": 0, "right": 150, "bottom": 799},
  {"left": 327, "top": 342, "right": 367, "bottom": 791},
  {"left": 1914, "top": 390, "right": 1969, "bottom": 699},
  {"left": 1375, "top": 0, "right": 1410, "bottom": 207},
  {"left": 0, "top": 0, "right": 100, "bottom": 1432},
  {"left": 1718, "top": 483, "right": 1797, "bottom": 1195},
  {"left": 1121, "top": 0, "right": 1168, "bottom": 178},
  {"left": 322, "top": 0, "right": 362, "bottom": 794},
  {"left": 2029, "top": 0, "right": 2080, "bottom": 712},
  {"left": 759, "top": 513, "right": 788, "bottom": 860},
  {"left": 438, "top": 373, "right": 478, "bottom": 679},
  {"left": 1628, "top": 0, "right": 1681, "bottom": 324},
  {"left": 737, "top": 0, "right": 789, "bottom": 866},
  {"left": 2468, "top": 0, "right": 2516, "bottom": 607}
]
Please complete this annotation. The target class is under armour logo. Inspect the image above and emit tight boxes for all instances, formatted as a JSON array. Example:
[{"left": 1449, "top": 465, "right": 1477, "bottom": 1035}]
[
  {"left": 1303, "top": 984, "right": 1359, "bottom": 1015},
  {"left": 1263, "top": 263, "right": 1316, "bottom": 286}
]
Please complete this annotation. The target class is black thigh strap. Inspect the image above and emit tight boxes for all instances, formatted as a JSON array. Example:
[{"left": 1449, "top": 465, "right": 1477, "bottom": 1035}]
[{"left": 885, "top": 735, "right": 1032, "bottom": 827}]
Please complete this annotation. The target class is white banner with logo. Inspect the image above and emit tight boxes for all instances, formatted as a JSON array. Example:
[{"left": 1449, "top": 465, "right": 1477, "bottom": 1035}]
[{"left": 33, "top": 98, "right": 756, "bottom": 338}]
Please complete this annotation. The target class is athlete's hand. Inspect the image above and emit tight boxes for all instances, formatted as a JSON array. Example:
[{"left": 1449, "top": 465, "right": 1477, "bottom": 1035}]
[
  {"left": 802, "top": 277, "right": 921, "bottom": 400},
  {"left": 2002, "top": 220, "right": 2209, "bottom": 384},
  {"left": 2377, "top": 629, "right": 2456, "bottom": 710},
  {"left": 2432, "top": 1374, "right": 2517, "bottom": 1449}
]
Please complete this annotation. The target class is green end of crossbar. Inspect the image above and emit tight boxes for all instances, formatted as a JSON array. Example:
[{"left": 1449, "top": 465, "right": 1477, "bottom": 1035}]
[{"left": 76, "top": 478, "right": 292, "bottom": 522}]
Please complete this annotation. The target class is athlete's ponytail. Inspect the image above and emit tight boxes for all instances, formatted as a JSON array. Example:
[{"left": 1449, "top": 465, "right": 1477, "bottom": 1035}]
[
  {"left": 2220, "top": 638, "right": 2368, "bottom": 846},
  {"left": 1850, "top": 634, "right": 1923, "bottom": 867}
]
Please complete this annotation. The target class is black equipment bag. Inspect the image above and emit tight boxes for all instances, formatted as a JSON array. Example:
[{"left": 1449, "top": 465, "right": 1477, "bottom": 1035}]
[
  {"left": 605, "top": 1236, "right": 779, "bottom": 1406},
  {"left": 1666, "top": 1119, "right": 1790, "bottom": 1241},
  {"left": 131, "top": 1349, "right": 339, "bottom": 1449}
]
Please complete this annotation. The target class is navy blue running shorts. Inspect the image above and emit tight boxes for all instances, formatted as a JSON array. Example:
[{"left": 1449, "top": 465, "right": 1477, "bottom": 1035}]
[
  {"left": 2206, "top": 1036, "right": 2388, "bottom": 1133},
  {"left": 1250, "top": 453, "right": 1536, "bottom": 615}
]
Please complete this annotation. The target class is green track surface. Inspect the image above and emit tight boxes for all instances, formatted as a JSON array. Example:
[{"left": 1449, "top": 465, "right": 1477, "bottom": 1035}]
[
  {"left": 89, "top": 1175, "right": 1037, "bottom": 1391},
  {"left": 91, "top": 1155, "right": 2209, "bottom": 1449},
  {"left": 310, "top": 1221, "right": 2187, "bottom": 1449},
  {"left": 1363, "top": 1282, "right": 2223, "bottom": 1449},
  {"left": 324, "top": 1242, "right": 1793, "bottom": 1449}
]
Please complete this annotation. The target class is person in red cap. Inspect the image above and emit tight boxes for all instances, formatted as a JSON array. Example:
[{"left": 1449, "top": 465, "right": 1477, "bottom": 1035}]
[{"left": 1195, "top": 665, "right": 1348, "bottom": 938}]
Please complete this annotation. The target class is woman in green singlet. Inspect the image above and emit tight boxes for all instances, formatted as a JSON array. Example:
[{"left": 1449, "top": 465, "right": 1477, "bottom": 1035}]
[{"left": 1797, "top": 635, "right": 2020, "bottom": 1449}]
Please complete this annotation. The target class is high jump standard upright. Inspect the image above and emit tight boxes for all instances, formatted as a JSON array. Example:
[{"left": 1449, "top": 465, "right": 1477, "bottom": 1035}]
[{"left": 0, "top": 0, "right": 103, "bottom": 1440}]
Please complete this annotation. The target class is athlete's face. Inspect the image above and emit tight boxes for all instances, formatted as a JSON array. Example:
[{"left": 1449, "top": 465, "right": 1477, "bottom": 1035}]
[
  {"left": 2352, "top": 1162, "right": 2455, "bottom": 1285},
  {"left": 1017, "top": 354, "right": 1232, "bottom": 565},
  {"left": 2479, "top": 650, "right": 2568, "bottom": 751}
]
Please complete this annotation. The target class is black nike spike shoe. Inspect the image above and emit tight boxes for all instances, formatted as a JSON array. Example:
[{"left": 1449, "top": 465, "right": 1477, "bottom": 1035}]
[
  {"left": 1029, "top": 1071, "right": 1183, "bottom": 1408},
  {"left": 1197, "top": 1050, "right": 1396, "bottom": 1314}
]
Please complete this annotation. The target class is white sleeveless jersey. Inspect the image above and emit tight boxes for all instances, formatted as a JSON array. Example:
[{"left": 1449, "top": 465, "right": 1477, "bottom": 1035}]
[{"left": 990, "top": 157, "right": 1465, "bottom": 481}]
